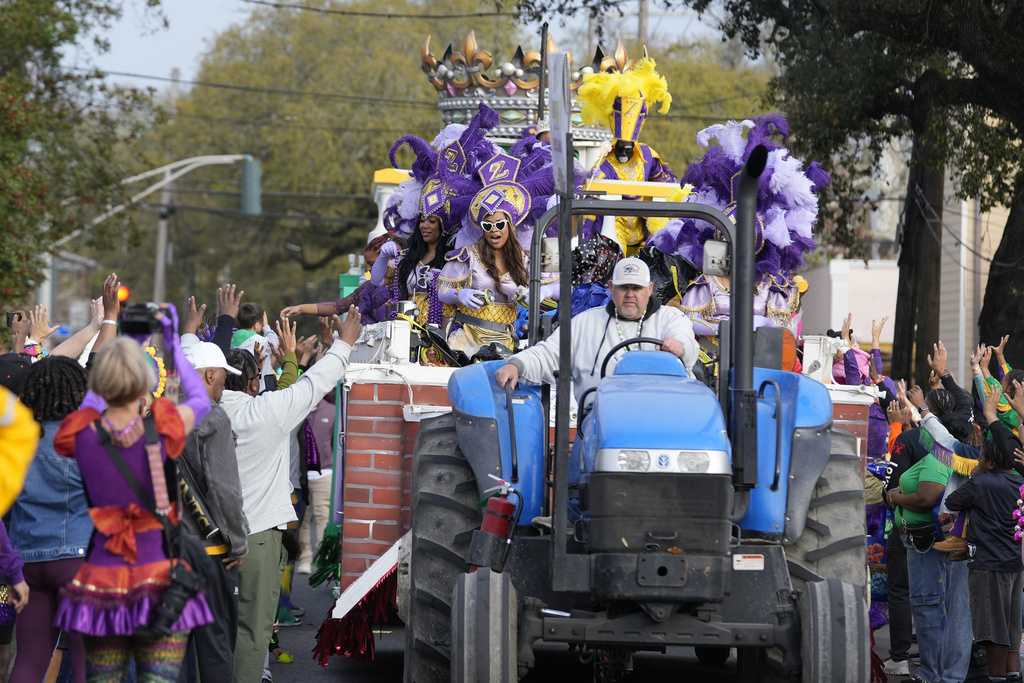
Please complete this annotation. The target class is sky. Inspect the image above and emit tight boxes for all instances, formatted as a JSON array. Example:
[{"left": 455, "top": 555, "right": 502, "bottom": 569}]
[{"left": 72, "top": 1, "right": 720, "bottom": 90}]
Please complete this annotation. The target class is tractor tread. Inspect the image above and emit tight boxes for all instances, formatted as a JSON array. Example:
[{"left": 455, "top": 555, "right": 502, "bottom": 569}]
[
  {"left": 404, "top": 414, "right": 481, "bottom": 683},
  {"left": 787, "top": 429, "right": 867, "bottom": 590}
]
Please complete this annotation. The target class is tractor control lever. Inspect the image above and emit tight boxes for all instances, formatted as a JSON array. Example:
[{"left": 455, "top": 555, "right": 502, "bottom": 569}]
[{"left": 504, "top": 384, "right": 519, "bottom": 484}]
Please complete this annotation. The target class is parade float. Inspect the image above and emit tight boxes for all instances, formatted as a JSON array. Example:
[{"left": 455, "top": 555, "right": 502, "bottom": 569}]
[{"left": 312, "top": 32, "right": 875, "bottom": 667}]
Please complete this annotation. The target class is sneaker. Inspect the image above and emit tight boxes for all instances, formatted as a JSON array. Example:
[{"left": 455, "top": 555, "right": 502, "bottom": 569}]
[
  {"left": 933, "top": 535, "right": 968, "bottom": 555},
  {"left": 275, "top": 612, "right": 302, "bottom": 628},
  {"left": 296, "top": 561, "right": 312, "bottom": 575},
  {"left": 883, "top": 658, "right": 911, "bottom": 676},
  {"left": 290, "top": 606, "right": 305, "bottom": 619},
  {"left": 261, "top": 670, "right": 273, "bottom": 683}
]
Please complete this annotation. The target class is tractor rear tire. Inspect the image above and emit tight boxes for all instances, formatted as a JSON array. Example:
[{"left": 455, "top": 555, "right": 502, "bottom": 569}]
[
  {"left": 403, "top": 414, "right": 482, "bottom": 683},
  {"left": 451, "top": 569, "right": 519, "bottom": 683},
  {"left": 787, "top": 429, "right": 866, "bottom": 589},
  {"left": 799, "top": 579, "right": 869, "bottom": 682}
]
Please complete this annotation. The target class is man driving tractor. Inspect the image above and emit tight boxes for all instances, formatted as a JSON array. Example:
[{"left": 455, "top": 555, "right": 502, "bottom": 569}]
[{"left": 495, "top": 256, "right": 700, "bottom": 400}]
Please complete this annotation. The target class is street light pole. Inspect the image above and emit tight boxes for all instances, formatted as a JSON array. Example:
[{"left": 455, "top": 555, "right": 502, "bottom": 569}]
[{"left": 153, "top": 171, "right": 172, "bottom": 302}]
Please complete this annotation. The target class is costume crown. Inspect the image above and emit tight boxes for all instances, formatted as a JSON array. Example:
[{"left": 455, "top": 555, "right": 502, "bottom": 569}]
[
  {"left": 422, "top": 32, "right": 611, "bottom": 148},
  {"left": 577, "top": 55, "right": 672, "bottom": 142}
]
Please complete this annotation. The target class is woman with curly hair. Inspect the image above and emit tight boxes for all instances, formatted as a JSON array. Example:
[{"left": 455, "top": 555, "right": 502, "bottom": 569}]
[{"left": 7, "top": 357, "right": 91, "bottom": 682}]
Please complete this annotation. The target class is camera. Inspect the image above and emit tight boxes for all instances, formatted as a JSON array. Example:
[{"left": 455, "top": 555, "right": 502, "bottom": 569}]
[
  {"left": 4, "top": 311, "right": 23, "bottom": 328},
  {"left": 137, "top": 561, "right": 204, "bottom": 638},
  {"left": 119, "top": 303, "right": 161, "bottom": 336}
]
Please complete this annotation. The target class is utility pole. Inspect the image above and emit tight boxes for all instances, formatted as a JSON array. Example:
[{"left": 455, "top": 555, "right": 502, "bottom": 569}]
[
  {"left": 638, "top": 0, "right": 649, "bottom": 46},
  {"left": 153, "top": 171, "right": 172, "bottom": 302}
]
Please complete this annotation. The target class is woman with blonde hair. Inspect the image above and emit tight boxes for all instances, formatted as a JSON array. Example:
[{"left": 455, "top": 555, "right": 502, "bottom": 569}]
[{"left": 53, "top": 309, "right": 212, "bottom": 680}]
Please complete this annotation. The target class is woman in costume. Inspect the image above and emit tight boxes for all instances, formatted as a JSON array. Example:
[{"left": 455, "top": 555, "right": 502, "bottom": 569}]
[
  {"left": 649, "top": 115, "right": 827, "bottom": 341},
  {"left": 282, "top": 107, "right": 498, "bottom": 340},
  {"left": 438, "top": 145, "right": 560, "bottom": 358},
  {"left": 52, "top": 314, "right": 213, "bottom": 678}
]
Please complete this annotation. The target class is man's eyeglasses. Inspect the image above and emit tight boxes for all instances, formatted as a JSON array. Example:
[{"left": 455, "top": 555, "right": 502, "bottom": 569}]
[{"left": 481, "top": 219, "right": 509, "bottom": 233}]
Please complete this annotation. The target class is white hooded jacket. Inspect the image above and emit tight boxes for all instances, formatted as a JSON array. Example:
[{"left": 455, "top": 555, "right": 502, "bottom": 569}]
[
  {"left": 220, "top": 339, "right": 352, "bottom": 535},
  {"left": 509, "top": 300, "right": 699, "bottom": 407}
]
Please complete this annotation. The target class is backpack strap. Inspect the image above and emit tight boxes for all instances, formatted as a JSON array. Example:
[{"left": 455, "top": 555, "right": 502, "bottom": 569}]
[
  {"left": 142, "top": 416, "right": 172, "bottom": 515},
  {"left": 96, "top": 422, "right": 156, "bottom": 513}
]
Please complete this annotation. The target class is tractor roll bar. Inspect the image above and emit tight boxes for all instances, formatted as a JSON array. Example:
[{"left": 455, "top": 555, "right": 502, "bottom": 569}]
[{"left": 532, "top": 144, "right": 768, "bottom": 592}]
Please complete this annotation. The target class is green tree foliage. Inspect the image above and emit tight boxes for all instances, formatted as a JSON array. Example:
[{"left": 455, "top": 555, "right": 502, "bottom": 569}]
[{"left": 0, "top": 0, "right": 159, "bottom": 306}]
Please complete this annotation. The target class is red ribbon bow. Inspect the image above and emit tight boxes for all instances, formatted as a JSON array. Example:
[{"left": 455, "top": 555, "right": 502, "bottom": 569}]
[{"left": 90, "top": 504, "right": 162, "bottom": 564}]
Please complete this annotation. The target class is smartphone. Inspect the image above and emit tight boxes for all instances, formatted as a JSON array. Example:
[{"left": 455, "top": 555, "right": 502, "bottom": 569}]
[{"left": 4, "top": 311, "right": 22, "bottom": 328}]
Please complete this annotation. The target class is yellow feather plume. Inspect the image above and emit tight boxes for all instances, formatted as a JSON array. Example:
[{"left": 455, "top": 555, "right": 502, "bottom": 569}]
[{"left": 578, "top": 57, "right": 672, "bottom": 127}]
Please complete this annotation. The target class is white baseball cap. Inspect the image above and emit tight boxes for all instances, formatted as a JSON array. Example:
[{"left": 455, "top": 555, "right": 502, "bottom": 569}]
[
  {"left": 611, "top": 257, "right": 651, "bottom": 287},
  {"left": 183, "top": 341, "right": 242, "bottom": 376}
]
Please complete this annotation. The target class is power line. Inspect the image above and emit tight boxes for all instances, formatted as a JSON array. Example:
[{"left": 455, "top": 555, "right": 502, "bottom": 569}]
[
  {"left": 171, "top": 112, "right": 431, "bottom": 135},
  {"left": 72, "top": 67, "right": 437, "bottom": 108},
  {"left": 170, "top": 186, "right": 374, "bottom": 201},
  {"left": 912, "top": 185, "right": 1024, "bottom": 269},
  {"left": 240, "top": 0, "right": 511, "bottom": 19}
]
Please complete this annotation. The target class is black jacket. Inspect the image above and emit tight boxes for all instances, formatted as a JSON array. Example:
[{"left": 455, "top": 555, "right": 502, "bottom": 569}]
[
  {"left": 180, "top": 404, "right": 249, "bottom": 560},
  {"left": 946, "top": 467, "right": 1024, "bottom": 572}
]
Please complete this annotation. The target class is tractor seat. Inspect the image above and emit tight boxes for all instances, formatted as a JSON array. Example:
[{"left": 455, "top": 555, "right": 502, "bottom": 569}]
[{"left": 613, "top": 351, "right": 686, "bottom": 378}]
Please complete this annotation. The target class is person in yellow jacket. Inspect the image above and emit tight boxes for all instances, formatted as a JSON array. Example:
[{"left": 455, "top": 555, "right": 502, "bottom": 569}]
[{"left": 0, "top": 386, "right": 40, "bottom": 516}]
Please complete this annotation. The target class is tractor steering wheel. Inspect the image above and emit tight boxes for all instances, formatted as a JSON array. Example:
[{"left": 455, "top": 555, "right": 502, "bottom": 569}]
[{"left": 599, "top": 337, "right": 665, "bottom": 378}]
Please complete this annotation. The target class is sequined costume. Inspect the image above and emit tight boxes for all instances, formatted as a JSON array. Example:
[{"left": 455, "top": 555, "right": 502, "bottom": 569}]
[
  {"left": 577, "top": 57, "right": 677, "bottom": 254},
  {"left": 438, "top": 146, "right": 561, "bottom": 357}
]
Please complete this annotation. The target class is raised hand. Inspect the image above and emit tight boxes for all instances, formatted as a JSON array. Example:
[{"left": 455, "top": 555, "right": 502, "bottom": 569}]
[
  {"left": 101, "top": 273, "right": 121, "bottom": 321},
  {"left": 252, "top": 341, "right": 266, "bottom": 370},
  {"left": 297, "top": 335, "right": 318, "bottom": 364},
  {"left": 217, "top": 284, "right": 244, "bottom": 319},
  {"left": 29, "top": 304, "right": 59, "bottom": 341},
  {"left": 275, "top": 317, "right": 297, "bottom": 357},
  {"left": 995, "top": 334, "right": 1011, "bottom": 362},
  {"left": 971, "top": 343, "right": 988, "bottom": 372},
  {"left": 1008, "top": 379, "right": 1024, "bottom": 417},
  {"left": 841, "top": 313, "right": 853, "bottom": 345},
  {"left": 871, "top": 317, "right": 888, "bottom": 348},
  {"left": 183, "top": 296, "right": 207, "bottom": 335},
  {"left": 318, "top": 316, "right": 334, "bottom": 347},
  {"left": 334, "top": 305, "right": 362, "bottom": 345},
  {"left": 927, "top": 341, "right": 948, "bottom": 377},
  {"left": 281, "top": 304, "right": 313, "bottom": 319},
  {"left": 906, "top": 383, "right": 927, "bottom": 410},
  {"left": 983, "top": 382, "right": 1003, "bottom": 425}
]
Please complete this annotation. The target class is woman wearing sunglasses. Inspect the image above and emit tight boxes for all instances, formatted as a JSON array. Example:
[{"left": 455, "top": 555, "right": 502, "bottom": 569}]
[{"left": 439, "top": 149, "right": 560, "bottom": 357}]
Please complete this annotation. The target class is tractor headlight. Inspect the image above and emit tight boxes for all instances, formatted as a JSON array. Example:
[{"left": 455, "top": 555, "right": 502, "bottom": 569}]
[
  {"left": 678, "top": 451, "right": 711, "bottom": 474},
  {"left": 595, "top": 448, "right": 730, "bottom": 473},
  {"left": 616, "top": 449, "right": 651, "bottom": 472}
]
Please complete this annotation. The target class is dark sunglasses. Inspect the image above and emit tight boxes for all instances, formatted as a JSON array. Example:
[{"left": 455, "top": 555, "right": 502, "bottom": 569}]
[{"left": 481, "top": 219, "right": 510, "bottom": 233}]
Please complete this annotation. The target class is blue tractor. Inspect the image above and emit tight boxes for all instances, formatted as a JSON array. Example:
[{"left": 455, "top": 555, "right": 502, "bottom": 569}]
[{"left": 403, "top": 147, "right": 868, "bottom": 682}]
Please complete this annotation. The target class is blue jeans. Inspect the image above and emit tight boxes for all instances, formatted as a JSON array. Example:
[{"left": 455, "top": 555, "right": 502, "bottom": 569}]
[{"left": 903, "top": 536, "right": 972, "bottom": 683}]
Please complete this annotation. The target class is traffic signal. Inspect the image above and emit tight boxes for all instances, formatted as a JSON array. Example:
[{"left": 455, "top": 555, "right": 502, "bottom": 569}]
[
  {"left": 240, "top": 155, "right": 262, "bottom": 216},
  {"left": 117, "top": 285, "right": 131, "bottom": 303}
]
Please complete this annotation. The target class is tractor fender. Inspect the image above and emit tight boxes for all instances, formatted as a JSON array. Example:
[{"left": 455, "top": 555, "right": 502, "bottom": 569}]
[
  {"left": 447, "top": 362, "right": 546, "bottom": 521},
  {"left": 454, "top": 410, "right": 504, "bottom": 497},
  {"left": 783, "top": 426, "right": 833, "bottom": 542}
]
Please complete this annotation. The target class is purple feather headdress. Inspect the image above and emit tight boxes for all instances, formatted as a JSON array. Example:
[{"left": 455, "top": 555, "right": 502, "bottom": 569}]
[
  {"left": 650, "top": 113, "right": 829, "bottom": 278},
  {"left": 382, "top": 105, "right": 499, "bottom": 239}
]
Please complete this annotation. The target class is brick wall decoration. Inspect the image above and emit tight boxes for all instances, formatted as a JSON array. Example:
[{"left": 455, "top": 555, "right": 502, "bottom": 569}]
[
  {"left": 340, "top": 381, "right": 450, "bottom": 590},
  {"left": 832, "top": 401, "right": 870, "bottom": 465}
]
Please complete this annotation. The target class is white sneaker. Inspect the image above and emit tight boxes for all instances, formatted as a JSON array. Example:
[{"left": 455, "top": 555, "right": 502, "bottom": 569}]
[
  {"left": 296, "top": 561, "right": 312, "bottom": 575},
  {"left": 883, "top": 658, "right": 910, "bottom": 676}
]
